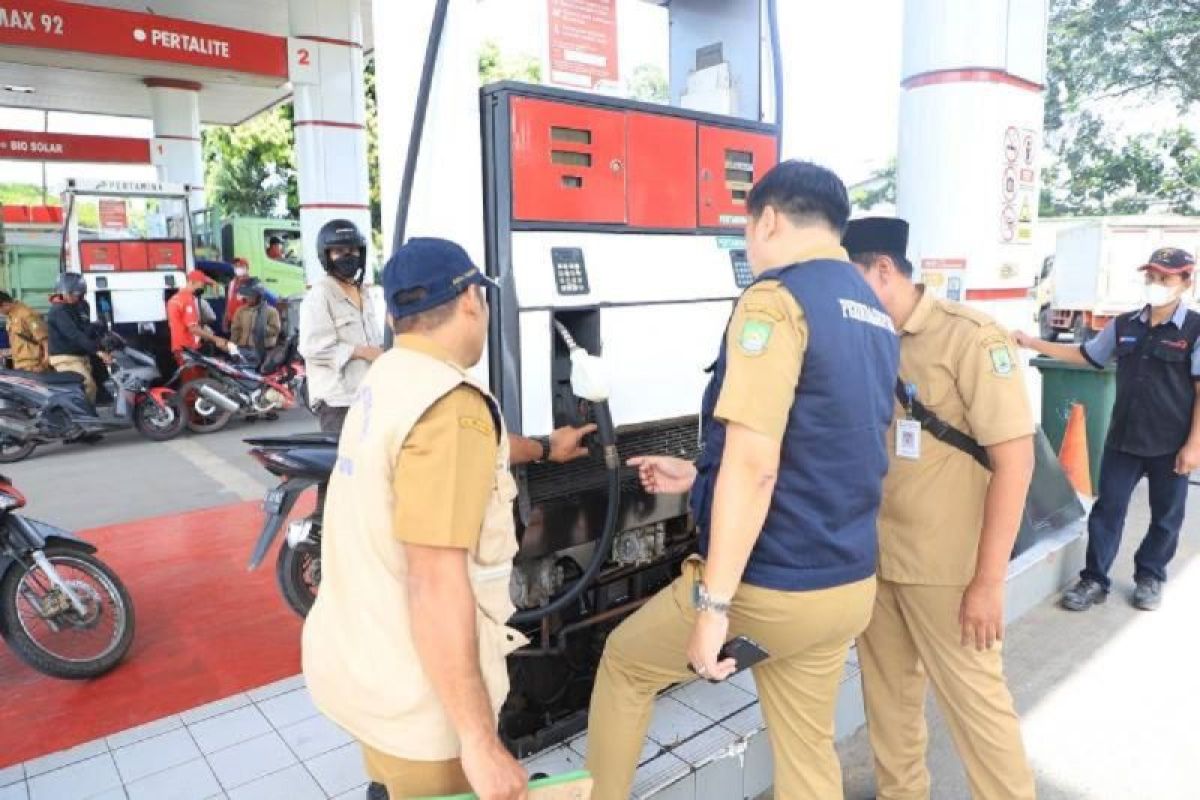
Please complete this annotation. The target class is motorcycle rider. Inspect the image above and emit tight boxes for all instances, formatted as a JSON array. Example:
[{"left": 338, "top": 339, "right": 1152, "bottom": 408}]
[
  {"left": 0, "top": 291, "right": 50, "bottom": 372},
  {"left": 46, "top": 274, "right": 109, "bottom": 403},
  {"left": 298, "top": 219, "right": 384, "bottom": 434},
  {"left": 230, "top": 278, "right": 281, "bottom": 362}
]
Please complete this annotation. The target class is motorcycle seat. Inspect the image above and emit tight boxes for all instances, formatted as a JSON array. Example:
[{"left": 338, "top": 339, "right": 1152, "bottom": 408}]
[{"left": 0, "top": 368, "right": 85, "bottom": 387}]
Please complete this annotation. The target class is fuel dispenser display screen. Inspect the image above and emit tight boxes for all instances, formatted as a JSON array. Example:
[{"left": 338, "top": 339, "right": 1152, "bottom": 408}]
[{"left": 551, "top": 247, "right": 590, "bottom": 295}]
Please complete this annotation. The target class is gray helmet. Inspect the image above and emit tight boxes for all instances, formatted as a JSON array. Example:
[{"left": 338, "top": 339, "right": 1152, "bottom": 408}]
[{"left": 55, "top": 273, "right": 87, "bottom": 298}]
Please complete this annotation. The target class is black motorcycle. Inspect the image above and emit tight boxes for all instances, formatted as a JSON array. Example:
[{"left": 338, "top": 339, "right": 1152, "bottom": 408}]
[
  {"left": 174, "top": 337, "right": 306, "bottom": 435},
  {"left": 0, "top": 475, "right": 136, "bottom": 678},
  {"left": 0, "top": 336, "right": 185, "bottom": 463},
  {"left": 245, "top": 432, "right": 336, "bottom": 616}
]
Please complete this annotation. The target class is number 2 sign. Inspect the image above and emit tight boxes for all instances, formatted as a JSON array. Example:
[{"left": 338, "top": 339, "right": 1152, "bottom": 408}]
[{"left": 287, "top": 37, "right": 320, "bottom": 85}]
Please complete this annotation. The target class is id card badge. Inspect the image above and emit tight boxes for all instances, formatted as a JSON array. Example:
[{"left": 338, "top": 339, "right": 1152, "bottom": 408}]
[{"left": 896, "top": 418, "right": 922, "bottom": 460}]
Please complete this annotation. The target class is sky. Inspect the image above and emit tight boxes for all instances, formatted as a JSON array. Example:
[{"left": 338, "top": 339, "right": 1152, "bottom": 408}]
[{"left": 0, "top": 0, "right": 903, "bottom": 194}]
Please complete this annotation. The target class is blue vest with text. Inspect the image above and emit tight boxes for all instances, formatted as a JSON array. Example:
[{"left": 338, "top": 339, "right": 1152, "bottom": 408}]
[{"left": 689, "top": 259, "right": 900, "bottom": 591}]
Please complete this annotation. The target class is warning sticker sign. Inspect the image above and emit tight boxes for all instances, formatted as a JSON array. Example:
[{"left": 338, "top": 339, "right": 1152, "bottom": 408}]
[
  {"left": 547, "top": 0, "right": 618, "bottom": 89},
  {"left": 1000, "top": 125, "right": 1038, "bottom": 245}
]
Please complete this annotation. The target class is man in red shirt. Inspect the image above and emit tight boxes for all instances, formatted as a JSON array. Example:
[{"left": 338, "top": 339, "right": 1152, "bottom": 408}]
[{"left": 168, "top": 270, "right": 233, "bottom": 361}]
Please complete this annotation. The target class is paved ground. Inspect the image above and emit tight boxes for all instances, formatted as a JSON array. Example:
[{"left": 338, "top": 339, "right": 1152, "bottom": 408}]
[
  {"left": 5, "top": 407, "right": 316, "bottom": 530},
  {"left": 836, "top": 479, "right": 1200, "bottom": 800}
]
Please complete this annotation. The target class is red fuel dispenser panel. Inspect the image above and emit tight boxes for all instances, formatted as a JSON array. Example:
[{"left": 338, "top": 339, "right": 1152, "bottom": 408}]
[
  {"left": 148, "top": 240, "right": 185, "bottom": 271},
  {"left": 118, "top": 241, "right": 149, "bottom": 271},
  {"left": 626, "top": 113, "right": 697, "bottom": 229},
  {"left": 511, "top": 97, "right": 627, "bottom": 224},
  {"left": 80, "top": 241, "right": 120, "bottom": 272},
  {"left": 698, "top": 126, "right": 778, "bottom": 228}
]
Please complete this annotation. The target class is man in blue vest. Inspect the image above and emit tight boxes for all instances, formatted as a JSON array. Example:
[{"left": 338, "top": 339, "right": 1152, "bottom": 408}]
[
  {"left": 1015, "top": 247, "right": 1200, "bottom": 611},
  {"left": 585, "top": 161, "right": 899, "bottom": 800}
]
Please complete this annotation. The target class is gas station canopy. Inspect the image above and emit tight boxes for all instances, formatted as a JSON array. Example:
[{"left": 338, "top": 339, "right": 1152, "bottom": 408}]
[{"left": 0, "top": 0, "right": 375, "bottom": 124}]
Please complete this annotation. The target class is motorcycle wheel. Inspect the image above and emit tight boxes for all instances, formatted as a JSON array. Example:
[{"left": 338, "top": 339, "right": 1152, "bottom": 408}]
[
  {"left": 179, "top": 378, "right": 236, "bottom": 434},
  {"left": 0, "top": 412, "right": 36, "bottom": 463},
  {"left": 276, "top": 543, "right": 319, "bottom": 617},
  {"left": 132, "top": 394, "right": 187, "bottom": 442},
  {"left": 0, "top": 545, "right": 136, "bottom": 679}
]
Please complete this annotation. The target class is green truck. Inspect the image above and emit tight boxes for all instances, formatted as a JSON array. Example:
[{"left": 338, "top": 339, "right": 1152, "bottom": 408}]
[
  {"left": 0, "top": 206, "right": 62, "bottom": 314},
  {"left": 192, "top": 210, "right": 306, "bottom": 298}
]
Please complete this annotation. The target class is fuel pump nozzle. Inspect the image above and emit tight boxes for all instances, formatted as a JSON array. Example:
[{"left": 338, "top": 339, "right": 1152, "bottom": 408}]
[
  {"left": 552, "top": 321, "right": 617, "bottom": 464},
  {"left": 509, "top": 322, "right": 621, "bottom": 627}
]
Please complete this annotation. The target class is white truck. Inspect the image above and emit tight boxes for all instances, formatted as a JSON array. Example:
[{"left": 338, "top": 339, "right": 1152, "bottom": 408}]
[{"left": 1037, "top": 216, "right": 1200, "bottom": 341}]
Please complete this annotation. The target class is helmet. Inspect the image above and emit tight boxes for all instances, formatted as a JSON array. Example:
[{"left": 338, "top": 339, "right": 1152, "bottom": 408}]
[
  {"left": 236, "top": 277, "right": 265, "bottom": 301},
  {"left": 55, "top": 273, "right": 87, "bottom": 298},
  {"left": 316, "top": 219, "right": 367, "bottom": 284}
]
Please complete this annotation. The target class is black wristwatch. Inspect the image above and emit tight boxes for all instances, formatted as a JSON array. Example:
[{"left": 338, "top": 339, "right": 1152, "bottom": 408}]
[{"left": 533, "top": 435, "right": 551, "bottom": 464}]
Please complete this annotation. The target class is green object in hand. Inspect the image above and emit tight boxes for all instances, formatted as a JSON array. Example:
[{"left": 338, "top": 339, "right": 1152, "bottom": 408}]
[{"left": 413, "top": 770, "right": 593, "bottom": 800}]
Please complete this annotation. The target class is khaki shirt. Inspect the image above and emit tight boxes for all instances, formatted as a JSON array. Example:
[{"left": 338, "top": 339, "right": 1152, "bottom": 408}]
[
  {"left": 298, "top": 275, "right": 383, "bottom": 408},
  {"left": 230, "top": 304, "right": 281, "bottom": 350},
  {"left": 878, "top": 288, "right": 1034, "bottom": 586},
  {"left": 713, "top": 245, "right": 849, "bottom": 441},
  {"left": 302, "top": 338, "right": 527, "bottom": 760},
  {"left": 6, "top": 302, "right": 48, "bottom": 371},
  {"left": 391, "top": 335, "right": 499, "bottom": 550}
]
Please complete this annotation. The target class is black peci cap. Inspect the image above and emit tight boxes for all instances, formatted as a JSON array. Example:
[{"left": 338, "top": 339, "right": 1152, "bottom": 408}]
[{"left": 842, "top": 217, "right": 910, "bottom": 257}]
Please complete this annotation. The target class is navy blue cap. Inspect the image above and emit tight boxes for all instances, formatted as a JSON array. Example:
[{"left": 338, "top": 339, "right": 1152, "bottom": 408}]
[{"left": 382, "top": 237, "right": 498, "bottom": 320}]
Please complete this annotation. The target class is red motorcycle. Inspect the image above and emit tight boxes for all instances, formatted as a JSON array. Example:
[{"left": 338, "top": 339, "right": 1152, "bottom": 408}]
[{"left": 174, "top": 335, "right": 307, "bottom": 434}]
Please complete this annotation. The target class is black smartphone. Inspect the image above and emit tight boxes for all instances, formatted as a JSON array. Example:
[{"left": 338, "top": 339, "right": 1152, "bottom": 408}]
[{"left": 688, "top": 635, "right": 770, "bottom": 683}]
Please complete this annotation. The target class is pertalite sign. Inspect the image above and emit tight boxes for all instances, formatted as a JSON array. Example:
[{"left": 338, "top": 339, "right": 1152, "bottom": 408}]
[
  {"left": 0, "top": 0, "right": 286, "bottom": 78},
  {"left": 0, "top": 130, "right": 151, "bottom": 164}
]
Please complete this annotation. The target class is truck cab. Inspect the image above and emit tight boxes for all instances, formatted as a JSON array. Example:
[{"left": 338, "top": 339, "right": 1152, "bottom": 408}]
[{"left": 192, "top": 211, "right": 305, "bottom": 298}]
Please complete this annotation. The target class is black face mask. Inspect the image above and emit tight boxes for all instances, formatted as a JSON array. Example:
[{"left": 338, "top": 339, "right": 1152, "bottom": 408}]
[{"left": 328, "top": 252, "right": 365, "bottom": 284}]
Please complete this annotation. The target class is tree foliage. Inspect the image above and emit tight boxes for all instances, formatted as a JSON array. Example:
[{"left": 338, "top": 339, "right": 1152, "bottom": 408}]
[
  {"left": 201, "top": 104, "right": 297, "bottom": 218},
  {"left": 627, "top": 64, "right": 668, "bottom": 103},
  {"left": 850, "top": 160, "right": 896, "bottom": 212},
  {"left": 1043, "top": 0, "right": 1200, "bottom": 215},
  {"left": 0, "top": 183, "right": 54, "bottom": 208},
  {"left": 479, "top": 40, "right": 543, "bottom": 84}
]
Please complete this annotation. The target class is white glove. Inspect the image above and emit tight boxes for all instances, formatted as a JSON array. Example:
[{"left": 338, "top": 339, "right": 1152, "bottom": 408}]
[
  {"left": 227, "top": 343, "right": 240, "bottom": 357},
  {"left": 569, "top": 348, "right": 610, "bottom": 403}
]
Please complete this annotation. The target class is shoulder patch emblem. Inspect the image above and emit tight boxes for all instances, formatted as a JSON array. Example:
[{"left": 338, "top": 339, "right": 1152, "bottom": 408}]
[
  {"left": 738, "top": 319, "right": 773, "bottom": 356},
  {"left": 989, "top": 345, "right": 1014, "bottom": 376}
]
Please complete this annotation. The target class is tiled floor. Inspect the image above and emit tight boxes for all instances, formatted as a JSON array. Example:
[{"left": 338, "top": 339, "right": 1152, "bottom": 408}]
[{"left": 1, "top": 656, "right": 833, "bottom": 800}]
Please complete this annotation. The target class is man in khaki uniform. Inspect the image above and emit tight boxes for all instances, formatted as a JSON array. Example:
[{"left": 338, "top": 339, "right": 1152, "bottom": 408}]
[
  {"left": 587, "top": 162, "right": 899, "bottom": 800},
  {"left": 303, "top": 238, "right": 591, "bottom": 800},
  {"left": 846, "top": 217, "right": 1037, "bottom": 800},
  {"left": 0, "top": 292, "right": 49, "bottom": 372}
]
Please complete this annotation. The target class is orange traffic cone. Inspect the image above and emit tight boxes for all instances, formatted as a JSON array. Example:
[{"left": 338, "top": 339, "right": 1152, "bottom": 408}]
[{"left": 1059, "top": 403, "right": 1093, "bottom": 497}]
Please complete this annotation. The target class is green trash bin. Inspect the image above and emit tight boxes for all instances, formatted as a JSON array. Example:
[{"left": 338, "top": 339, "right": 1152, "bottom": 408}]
[{"left": 1031, "top": 356, "right": 1116, "bottom": 490}]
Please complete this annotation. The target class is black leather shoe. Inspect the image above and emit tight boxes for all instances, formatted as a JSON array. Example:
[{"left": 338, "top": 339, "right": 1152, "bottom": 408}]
[
  {"left": 1061, "top": 578, "right": 1108, "bottom": 611},
  {"left": 1133, "top": 577, "right": 1163, "bottom": 610},
  {"left": 367, "top": 782, "right": 388, "bottom": 800}
]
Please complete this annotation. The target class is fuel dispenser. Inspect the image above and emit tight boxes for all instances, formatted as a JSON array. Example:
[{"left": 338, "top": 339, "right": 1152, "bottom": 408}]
[{"left": 478, "top": 82, "right": 778, "bottom": 751}]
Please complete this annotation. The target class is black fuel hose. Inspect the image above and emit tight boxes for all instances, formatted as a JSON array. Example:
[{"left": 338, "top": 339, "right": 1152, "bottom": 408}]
[{"left": 509, "top": 327, "right": 621, "bottom": 626}]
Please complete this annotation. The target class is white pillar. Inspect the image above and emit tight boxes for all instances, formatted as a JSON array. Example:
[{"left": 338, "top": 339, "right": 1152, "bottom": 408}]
[
  {"left": 372, "top": 0, "right": 484, "bottom": 265},
  {"left": 288, "top": 0, "right": 372, "bottom": 286},
  {"left": 145, "top": 79, "right": 204, "bottom": 210},
  {"left": 897, "top": 0, "right": 1047, "bottom": 334}
]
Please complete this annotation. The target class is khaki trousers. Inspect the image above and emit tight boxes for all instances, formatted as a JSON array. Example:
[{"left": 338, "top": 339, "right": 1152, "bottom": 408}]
[
  {"left": 586, "top": 556, "right": 876, "bottom": 800},
  {"left": 360, "top": 742, "right": 471, "bottom": 799},
  {"left": 49, "top": 354, "right": 96, "bottom": 402},
  {"left": 858, "top": 579, "right": 1035, "bottom": 800}
]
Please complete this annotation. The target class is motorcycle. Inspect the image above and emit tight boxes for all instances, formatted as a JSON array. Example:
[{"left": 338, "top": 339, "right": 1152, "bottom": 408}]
[
  {"left": 174, "top": 334, "right": 306, "bottom": 434},
  {"left": 0, "top": 335, "right": 185, "bottom": 463},
  {"left": 245, "top": 432, "right": 336, "bottom": 616},
  {"left": 0, "top": 476, "right": 136, "bottom": 678}
]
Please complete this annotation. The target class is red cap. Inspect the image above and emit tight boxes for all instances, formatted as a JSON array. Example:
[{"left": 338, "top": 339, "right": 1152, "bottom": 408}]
[{"left": 186, "top": 269, "right": 215, "bottom": 285}]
